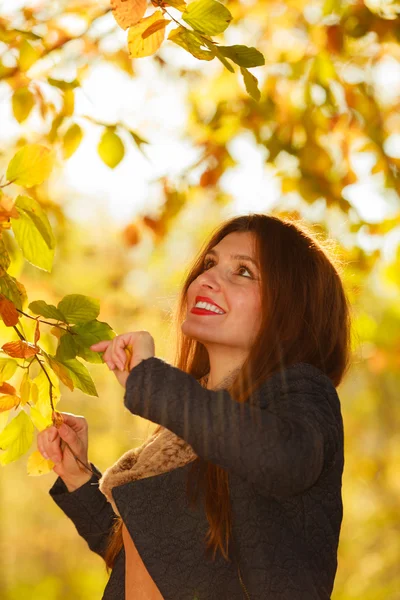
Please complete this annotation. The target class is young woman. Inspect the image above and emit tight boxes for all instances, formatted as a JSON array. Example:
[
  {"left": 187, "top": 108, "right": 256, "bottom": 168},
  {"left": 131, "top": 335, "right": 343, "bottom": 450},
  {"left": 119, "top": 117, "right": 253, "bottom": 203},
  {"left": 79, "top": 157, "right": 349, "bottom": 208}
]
[{"left": 38, "top": 213, "right": 351, "bottom": 599}]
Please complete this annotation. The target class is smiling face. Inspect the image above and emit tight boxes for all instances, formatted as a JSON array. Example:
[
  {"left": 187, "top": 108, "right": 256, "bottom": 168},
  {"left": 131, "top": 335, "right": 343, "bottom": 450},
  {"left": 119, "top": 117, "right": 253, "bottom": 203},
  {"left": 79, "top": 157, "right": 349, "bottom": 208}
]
[{"left": 182, "top": 231, "right": 262, "bottom": 354}]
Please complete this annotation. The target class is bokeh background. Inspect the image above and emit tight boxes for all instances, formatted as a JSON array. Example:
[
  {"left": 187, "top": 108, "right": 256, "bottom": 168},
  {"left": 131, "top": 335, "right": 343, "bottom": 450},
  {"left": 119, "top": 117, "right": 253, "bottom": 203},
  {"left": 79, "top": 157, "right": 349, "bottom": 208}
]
[{"left": 0, "top": 0, "right": 400, "bottom": 598}]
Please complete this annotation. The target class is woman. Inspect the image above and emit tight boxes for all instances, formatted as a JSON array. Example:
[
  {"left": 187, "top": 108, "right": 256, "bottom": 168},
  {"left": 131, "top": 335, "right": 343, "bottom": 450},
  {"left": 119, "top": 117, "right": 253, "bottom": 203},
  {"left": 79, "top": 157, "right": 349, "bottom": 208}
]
[{"left": 38, "top": 213, "right": 351, "bottom": 599}]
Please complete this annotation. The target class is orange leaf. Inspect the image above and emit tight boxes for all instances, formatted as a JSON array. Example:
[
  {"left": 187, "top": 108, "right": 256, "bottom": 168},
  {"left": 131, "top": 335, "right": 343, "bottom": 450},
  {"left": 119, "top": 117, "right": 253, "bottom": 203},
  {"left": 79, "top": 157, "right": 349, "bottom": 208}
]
[
  {"left": 111, "top": 0, "right": 147, "bottom": 29},
  {"left": 0, "top": 394, "right": 20, "bottom": 412},
  {"left": 0, "top": 294, "right": 19, "bottom": 327},
  {"left": 142, "top": 19, "right": 169, "bottom": 40},
  {"left": 52, "top": 410, "right": 64, "bottom": 428},
  {"left": 34, "top": 319, "right": 40, "bottom": 344},
  {"left": 2, "top": 340, "right": 40, "bottom": 358},
  {"left": 0, "top": 382, "right": 17, "bottom": 395},
  {"left": 0, "top": 195, "right": 19, "bottom": 224}
]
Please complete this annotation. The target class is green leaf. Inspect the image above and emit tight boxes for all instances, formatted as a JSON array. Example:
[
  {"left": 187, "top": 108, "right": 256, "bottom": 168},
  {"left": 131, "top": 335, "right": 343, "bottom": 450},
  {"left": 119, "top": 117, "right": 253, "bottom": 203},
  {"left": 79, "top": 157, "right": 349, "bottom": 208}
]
[
  {"left": 218, "top": 45, "right": 265, "bottom": 68},
  {"left": 11, "top": 195, "right": 55, "bottom": 272},
  {"left": 55, "top": 333, "right": 78, "bottom": 361},
  {"left": 240, "top": 66, "right": 261, "bottom": 101},
  {"left": 211, "top": 44, "right": 234, "bottom": 72},
  {"left": 182, "top": 0, "right": 232, "bottom": 36},
  {"left": 28, "top": 300, "right": 66, "bottom": 322},
  {"left": 18, "top": 39, "right": 40, "bottom": 72},
  {"left": 0, "top": 273, "right": 26, "bottom": 311},
  {"left": 71, "top": 320, "right": 116, "bottom": 364},
  {"left": 57, "top": 294, "right": 100, "bottom": 324},
  {"left": 63, "top": 123, "right": 83, "bottom": 159},
  {"left": 58, "top": 358, "right": 98, "bottom": 396},
  {"left": 6, "top": 144, "right": 54, "bottom": 187},
  {"left": 0, "top": 237, "right": 11, "bottom": 271},
  {"left": 0, "top": 358, "right": 19, "bottom": 382},
  {"left": 12, "top": 87, "right": 35, "bottom": 123},
  {"left": 0, "top": 411, "right": 34, "bottom": 466},
  {"left": 168, "top": 26, "right": 214, "bottom": 60},
  {"left": 98, "top": 129, "right": 125, "bottom": 168}
]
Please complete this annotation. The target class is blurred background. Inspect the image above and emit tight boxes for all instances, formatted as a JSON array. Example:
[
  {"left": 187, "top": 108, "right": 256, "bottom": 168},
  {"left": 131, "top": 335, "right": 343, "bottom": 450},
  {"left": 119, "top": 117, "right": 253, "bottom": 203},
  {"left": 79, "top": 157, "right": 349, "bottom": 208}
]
[{"left": 0, "top": 0, "right": 399, "bottom": 598}]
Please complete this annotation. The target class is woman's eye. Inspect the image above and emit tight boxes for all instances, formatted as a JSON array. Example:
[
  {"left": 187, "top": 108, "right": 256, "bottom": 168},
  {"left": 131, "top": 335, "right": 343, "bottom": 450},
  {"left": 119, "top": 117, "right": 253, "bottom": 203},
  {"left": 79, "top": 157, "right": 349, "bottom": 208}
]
[{"left": 203, "top": 259, "right": 253, "bottom": 278}]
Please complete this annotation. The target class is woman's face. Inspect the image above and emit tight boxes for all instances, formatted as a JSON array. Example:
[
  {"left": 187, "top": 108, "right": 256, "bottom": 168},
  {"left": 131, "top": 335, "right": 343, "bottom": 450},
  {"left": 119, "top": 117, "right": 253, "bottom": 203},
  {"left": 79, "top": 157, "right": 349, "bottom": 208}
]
[{"left": 182, "top": 231, "right": 262, "bottom": 352}]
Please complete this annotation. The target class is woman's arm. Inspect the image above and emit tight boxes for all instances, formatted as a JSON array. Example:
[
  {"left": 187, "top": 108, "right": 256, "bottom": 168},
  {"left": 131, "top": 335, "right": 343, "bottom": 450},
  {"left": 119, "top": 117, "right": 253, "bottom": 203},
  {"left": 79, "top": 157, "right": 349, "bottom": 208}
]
[
  {"left": 49, "top": 463, "right": 117, "bottom": 559},
  {"left": 123, "top": 357, "right": 342, "bottom": 499}
]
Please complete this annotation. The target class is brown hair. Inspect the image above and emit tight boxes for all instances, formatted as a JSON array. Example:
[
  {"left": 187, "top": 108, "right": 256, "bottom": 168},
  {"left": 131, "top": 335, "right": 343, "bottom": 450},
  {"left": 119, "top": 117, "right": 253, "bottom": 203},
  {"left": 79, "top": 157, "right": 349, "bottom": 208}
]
[{"left": 103, "top": 212, "right": 352, "bottom": 573}]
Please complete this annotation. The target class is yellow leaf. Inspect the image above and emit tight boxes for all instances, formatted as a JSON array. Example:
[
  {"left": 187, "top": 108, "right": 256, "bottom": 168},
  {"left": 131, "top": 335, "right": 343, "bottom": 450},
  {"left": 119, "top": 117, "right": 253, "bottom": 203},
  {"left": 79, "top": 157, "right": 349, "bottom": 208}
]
[
  {"left": 0, "top": 410, "right": 34, "bottom": 465},
  {"left": 29, "top": 405, "right": 52, "bottom": 431},
  {"left": 19, "top": 372, "right": 31, "bottom": 406},
  {"left": 27, "top": 449, "right": 54, "bottom": 476},
  {"left": 0, "top": 395, "right": 20, "bottom": 413},
  {"left": 18, "top": 39, "right": 40, "bottom": 72},
  {"left": 111, "top": 0, "right": 147, "bottom": 29},
  {"left": 0, "top": 410, "right": 10, "bottom": 432},
  {"left": 6, "top": 144, "right": 54, "bottom": 187},
  {"left": 12, "top": 87, "right": 35, "bottom": 123},
  {"left": 128, "top": 11, "right": 166, "bottom": 58},
  {"left": 63, "top": 123, "right": 83, "bottom": 159},
  {"left": 97, "top": 129, "right": 125, "bottom": 169},
  {"left": 0, "top": 358, "right": 18, "bottom": 383}
]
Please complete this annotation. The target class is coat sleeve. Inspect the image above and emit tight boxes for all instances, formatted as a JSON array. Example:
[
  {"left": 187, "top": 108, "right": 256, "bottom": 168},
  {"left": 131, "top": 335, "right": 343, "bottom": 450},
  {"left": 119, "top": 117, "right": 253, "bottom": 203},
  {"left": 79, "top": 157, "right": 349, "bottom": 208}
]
[
  {"left": 123, "top": 357, "right": 342, "bottom": 499},
  {"left": 49, "top": 462, "right": 117, "bottom": 559}
]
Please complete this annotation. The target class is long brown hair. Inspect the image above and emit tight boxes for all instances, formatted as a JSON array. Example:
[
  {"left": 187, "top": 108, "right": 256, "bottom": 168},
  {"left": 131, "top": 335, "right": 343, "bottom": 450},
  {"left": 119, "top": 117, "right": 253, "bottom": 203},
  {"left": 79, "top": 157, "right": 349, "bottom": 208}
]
[{"left": 103, "top": 212, "right": 352, "bottom": 573}]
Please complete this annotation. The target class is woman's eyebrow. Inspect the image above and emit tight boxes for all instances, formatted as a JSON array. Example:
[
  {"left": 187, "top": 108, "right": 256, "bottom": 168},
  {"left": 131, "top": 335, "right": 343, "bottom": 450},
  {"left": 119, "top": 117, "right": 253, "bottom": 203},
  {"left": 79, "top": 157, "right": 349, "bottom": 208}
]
[{"left": 206, "top": 248, "right": 259, "bottom": 268}]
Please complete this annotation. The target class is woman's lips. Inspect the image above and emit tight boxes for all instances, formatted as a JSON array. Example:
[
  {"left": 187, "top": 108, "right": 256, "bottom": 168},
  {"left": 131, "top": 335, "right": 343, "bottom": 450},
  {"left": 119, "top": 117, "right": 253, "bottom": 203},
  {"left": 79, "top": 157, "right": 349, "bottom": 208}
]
[{"left": 191, "top": 307, "right": 225, "bottom": 316}]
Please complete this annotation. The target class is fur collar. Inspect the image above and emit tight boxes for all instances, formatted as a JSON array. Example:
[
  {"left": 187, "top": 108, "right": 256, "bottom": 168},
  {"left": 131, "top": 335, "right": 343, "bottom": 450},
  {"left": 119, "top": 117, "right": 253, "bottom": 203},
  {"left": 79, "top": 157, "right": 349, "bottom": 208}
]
[{"left": 99, "top": 425, "right": 198, "bottom": 516}]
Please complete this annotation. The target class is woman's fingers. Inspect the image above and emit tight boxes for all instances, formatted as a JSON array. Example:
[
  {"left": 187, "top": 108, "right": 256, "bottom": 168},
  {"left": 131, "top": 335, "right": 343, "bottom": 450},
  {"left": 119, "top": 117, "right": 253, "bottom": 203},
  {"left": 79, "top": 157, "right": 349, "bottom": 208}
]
[{"left": 90, "top": 340, "right": 111, "bottom": 352}]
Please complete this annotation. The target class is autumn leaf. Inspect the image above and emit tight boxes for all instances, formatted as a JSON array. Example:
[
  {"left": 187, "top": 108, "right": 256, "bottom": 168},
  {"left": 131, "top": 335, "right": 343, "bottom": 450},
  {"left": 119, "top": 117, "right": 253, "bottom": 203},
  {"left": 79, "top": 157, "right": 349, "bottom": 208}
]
[
  {"left": 45, "top": 356, "right": 74, "bottom": 391},
  {"left": 62, "top": 123, "right": 83, "bottom": 159},
  {"left": 0, "top": 410, "right": 34, "bottom": 465},
  {"left": 27, "top": 449, "right": 54, "bottom": 476},
  {"left": 52, "top": 410, "right": 64, "bottom": 428},
  {"left": 0, "top": 395, "right": 20, "bottom": 413},
  {"left": 168, "top": 26, "right": 214, "bottom": 61},
  {"left": 19, "top": 372, "right": 31, "bottom": 405},
  {"left": 111, "top": 0, "right": 147, "bottom": 29},
  {"left": 127, "top": 11, "right": 167, "bottom": 58},
  {"left": 34, "top": 319, "right": 40, "bottom": 344},
  {"left": 12, "top": 87, "right": 35, "bottom": 123},
  {"left": 0, "top": 194, "right": 19, "bottom": 224},
  {"left": 182, "top": 0, "right": 232, "bottom": 36},
  {"left": 97, "top": 129, "right": 125, "bottom": 169},
  {"left": 0, "top": 358, "right": 19, "bottom": 383},
  {"left": 11, "top": 195, "right": 56, "bottom": 272},
  {"left": 6, "top": 144, "right": 54, "bottom": 187},
  {"left": 0, "top": 294, "right": 19, "bottom": 326},
  {"left": 240, "top": 67, "right": 261, "bottom": 101},
  {"left": 1, "top": 340, "right": 40, "bottom": 359},
  {"left": 0, "top": 382, "right": 17, "bottom": 395}
]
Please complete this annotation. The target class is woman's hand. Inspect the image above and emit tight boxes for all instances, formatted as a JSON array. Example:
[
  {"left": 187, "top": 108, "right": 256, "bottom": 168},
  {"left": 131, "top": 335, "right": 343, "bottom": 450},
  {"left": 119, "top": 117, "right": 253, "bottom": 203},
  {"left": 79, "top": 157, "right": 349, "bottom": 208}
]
[
  {"left": 37, "top": 412, "right": 92, "bottom": 491},
  {"left": 90, "top": 331, "right": 155, "bottom": 388}
]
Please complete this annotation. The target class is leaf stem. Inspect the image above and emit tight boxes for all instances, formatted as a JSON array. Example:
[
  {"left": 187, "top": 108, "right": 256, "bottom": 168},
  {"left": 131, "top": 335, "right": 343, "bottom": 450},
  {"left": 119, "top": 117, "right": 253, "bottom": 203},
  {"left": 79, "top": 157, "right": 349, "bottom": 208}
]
[{"left": 16, "top": 308, "right": 70, "bottom": 332}]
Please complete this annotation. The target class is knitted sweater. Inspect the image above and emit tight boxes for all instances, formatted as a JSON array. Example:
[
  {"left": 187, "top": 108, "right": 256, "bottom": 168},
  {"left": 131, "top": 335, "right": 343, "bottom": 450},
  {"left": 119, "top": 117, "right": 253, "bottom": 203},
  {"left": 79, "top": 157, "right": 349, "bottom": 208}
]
[{"left": 49, "top": 357, "right": 345, "bottom": 599}]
